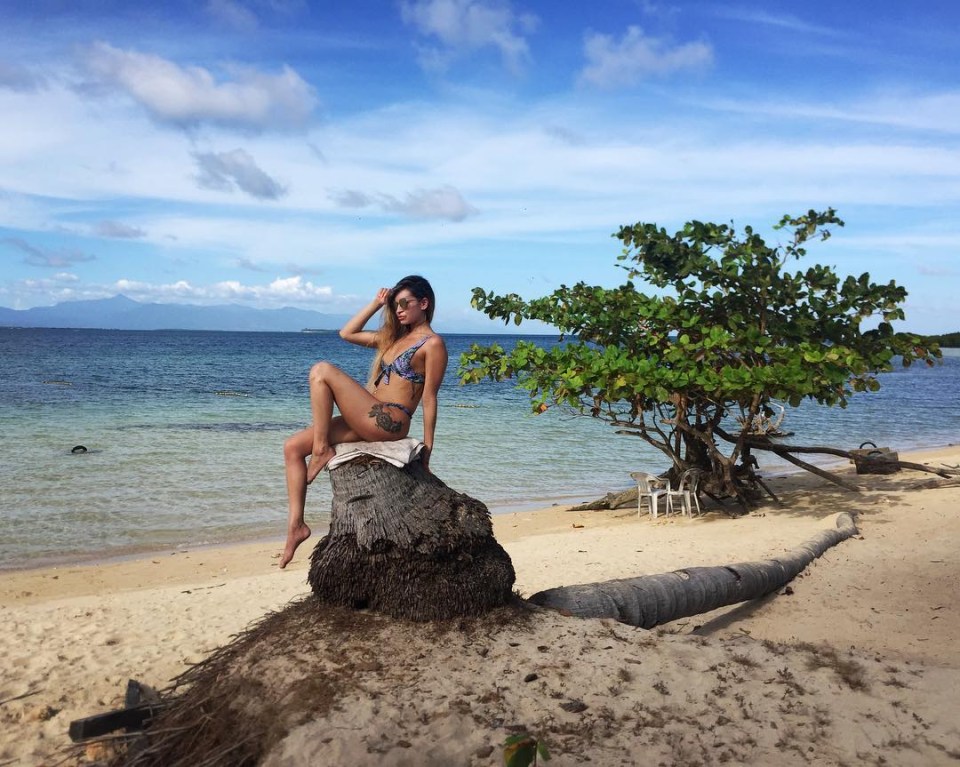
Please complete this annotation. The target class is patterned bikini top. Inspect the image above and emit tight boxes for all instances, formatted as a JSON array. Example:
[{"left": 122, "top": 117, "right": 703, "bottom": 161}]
[{"left": 377, "top": 335, "right": 433, "bottom": 386}]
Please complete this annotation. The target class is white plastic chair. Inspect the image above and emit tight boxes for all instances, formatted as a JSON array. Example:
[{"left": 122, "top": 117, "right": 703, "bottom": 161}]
[
  {"left": 629, "top": 472, "right": 670, "bottom": 518},
  {"left": 667, "top": 469, "right": 703, "bottom": 517}
]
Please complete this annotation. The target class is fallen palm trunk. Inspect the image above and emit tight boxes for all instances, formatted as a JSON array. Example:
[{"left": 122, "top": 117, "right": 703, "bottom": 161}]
[{"left": 528, "top": 512, "right": 858, "bottom": 628}]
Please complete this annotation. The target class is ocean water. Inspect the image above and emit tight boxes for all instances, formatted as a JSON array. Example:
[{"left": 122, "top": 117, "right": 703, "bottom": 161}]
[{"left": 1, "top": 328, "right": 957, "bottom": 570}]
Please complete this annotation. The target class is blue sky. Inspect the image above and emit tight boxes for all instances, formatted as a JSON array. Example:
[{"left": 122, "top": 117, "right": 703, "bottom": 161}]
[{"left": 1, "top": 0, "right": 958, "bottom": 333}]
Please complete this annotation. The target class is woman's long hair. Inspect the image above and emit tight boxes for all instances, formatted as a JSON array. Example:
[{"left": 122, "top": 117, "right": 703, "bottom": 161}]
[{"left": 366, "top": 275, "right": 436, "bottom": 390}]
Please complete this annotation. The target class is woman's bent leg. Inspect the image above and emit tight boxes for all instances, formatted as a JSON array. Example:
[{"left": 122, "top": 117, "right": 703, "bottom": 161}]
[
  {"left": 281, "top": 419, "right": 363, "bottom": 569},
  {"left": 304, "top": 361, "right": 406, "bottom": 483},
  {"left": 306, "top": 363, "right": 338, "bottom": 484},
  {"left": 281, "top": 361, "right": 410, "bottom": 568},
  {"left": 281, "top": 427, "right": 313, "bottom": 568}
]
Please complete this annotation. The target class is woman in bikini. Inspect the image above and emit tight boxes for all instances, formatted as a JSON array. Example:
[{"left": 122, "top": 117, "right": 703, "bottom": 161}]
[{"left": 280, "top": 275, "right": 447, "bottom": 568}]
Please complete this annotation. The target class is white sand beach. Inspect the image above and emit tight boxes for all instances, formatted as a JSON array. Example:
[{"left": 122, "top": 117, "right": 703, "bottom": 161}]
[{"left": 1, "top": 446, "right": 959, "bottom": 765}]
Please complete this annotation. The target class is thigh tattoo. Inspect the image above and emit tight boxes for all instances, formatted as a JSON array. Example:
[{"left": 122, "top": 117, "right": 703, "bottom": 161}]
[{"left": 368, "top": 403, "right": 403, "bottom": 434}]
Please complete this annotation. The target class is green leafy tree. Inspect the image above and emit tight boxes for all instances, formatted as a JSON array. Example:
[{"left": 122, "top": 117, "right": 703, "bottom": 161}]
[{"left": 460, "top": 210, "right": 940, "bottom": 508}]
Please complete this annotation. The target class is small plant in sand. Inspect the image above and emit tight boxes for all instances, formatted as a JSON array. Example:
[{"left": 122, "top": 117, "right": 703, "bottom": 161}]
[{"left": 503, "top": 732, "right": 551, "bottom": 767}]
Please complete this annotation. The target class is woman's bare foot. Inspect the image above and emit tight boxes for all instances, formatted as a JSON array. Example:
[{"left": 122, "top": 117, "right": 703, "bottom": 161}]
[
  {"left": 305, "top": 446, "right": 336, "bottom": 484},
  {"left": 279, "top": 522, "right": 311, "bottom": 568}
]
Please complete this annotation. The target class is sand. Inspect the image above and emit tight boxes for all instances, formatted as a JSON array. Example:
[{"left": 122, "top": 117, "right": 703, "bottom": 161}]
[{"left": 1, "top": 446, "right": 959, "bottom": 765}]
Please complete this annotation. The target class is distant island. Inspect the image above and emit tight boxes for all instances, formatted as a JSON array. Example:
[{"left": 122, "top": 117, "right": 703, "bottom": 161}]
[
  {"left": 922, "top": 331, "right": 960, "bottom": 348},
  {"left": 0, "top": 295, "right": 352, "bottom": 333},
  {"left": 5, "top": 295, "right": 946, "bottom": 338}
]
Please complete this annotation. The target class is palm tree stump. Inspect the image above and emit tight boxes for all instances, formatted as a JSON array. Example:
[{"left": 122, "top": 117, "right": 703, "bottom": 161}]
[{"left": 308, "top": 455, "right": 516, "bottom": 621}]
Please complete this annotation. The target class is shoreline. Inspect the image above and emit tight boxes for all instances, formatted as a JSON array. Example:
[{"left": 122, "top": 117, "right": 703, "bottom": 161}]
[
  {"left": 2, "top": 444, "right": 959, "bottom": 764},
  {"left": 3, "top": 443, "right": 957, "bottom": 607},
  {"left": 3, "top": 441, "right": 955, "bottom": 578},
  {"left": 0, "top": 492, "right": 590, "bottom": 578}
]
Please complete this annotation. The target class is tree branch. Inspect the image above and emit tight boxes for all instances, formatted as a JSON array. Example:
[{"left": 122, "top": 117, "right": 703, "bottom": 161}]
[
  {"left": 715, "top": 428, "right": 956, "bottom": 480},
  {"left": 775, "top": 452, "right": 864, "bottom": 492}
]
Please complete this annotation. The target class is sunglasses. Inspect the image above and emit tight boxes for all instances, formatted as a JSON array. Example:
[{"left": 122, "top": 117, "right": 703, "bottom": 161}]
[{"left": 394, "top": 297, "right": 422, "bottom": 309}]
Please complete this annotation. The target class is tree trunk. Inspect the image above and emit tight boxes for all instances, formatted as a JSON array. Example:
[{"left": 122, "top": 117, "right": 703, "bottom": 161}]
[
  {"left": 527, "top": 512, "right": 857, "bottom": 628},
  {"left": 308, "top": 456, "right": 516, "bottom": 621},
  {"left": 569, "top": 486, "right": 638, "bottom": 511}
]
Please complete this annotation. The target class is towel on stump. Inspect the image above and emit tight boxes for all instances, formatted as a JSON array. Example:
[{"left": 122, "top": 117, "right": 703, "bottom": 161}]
[{"left": 326, "top": 437, "right": 425, "bottom": 471}]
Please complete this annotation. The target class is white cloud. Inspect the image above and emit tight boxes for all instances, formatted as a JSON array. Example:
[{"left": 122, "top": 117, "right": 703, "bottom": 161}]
[
  {"left": 711, "top": 8, "right": 842, "bottom": 37},
  {"left": 78, "top": 42, "right": 317, "bottom": 131},
  {"left": 330, "top": 184, "right": 477, "bottom": 221},
  {"left": 9, "top": 273, "right": 86, "bottom": 305},
  {"left": 4, "top": 272, "right": 339, "bottom": 309},
  {"left": 0, "top": 60, "right": 46, "bottom": 92},
  {"left": 95, "top": 220, "right": 146, "bottom": 239},
  {"left": 387, "top": 185, "right": 478, "bottom": 220},
  {"left": 400, "top": 0, "right": 537, "bottom": 74},
  {"left": 578, "top": 26, "right": 713, "bottom": 88},
  {"left": 193, "top": 148, "right": 288, "bottom": 199},
  {"left": 3, "top": 237, "right": 96, "bottom": 268},
  {"left": 330, "top": 189, "right": 373, "bottom": 209},
  {"left": 206, "top": 0, "right": 259, "bottom": 31},
  {"left": 704, "top": 90, "right": 960, "bottom": 135},
  {"left": 917, "top": 264, "right": 955, "bottom": 276},
  {"left": 112, "top": 275, "right": 333, "bottom": 305},
  {"left": 236, "top": 257, "right": 269, "bottom": 272}
]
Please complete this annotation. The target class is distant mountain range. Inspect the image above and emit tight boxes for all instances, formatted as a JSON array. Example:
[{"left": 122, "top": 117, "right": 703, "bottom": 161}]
[{"left": 0, "top": 295, "right": 353, "bottom": 332}]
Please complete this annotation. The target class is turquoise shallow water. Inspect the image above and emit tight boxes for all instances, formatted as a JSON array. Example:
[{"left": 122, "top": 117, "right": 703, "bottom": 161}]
[{"left": 1, "top": 328, "right": 957, "bottom": 569}]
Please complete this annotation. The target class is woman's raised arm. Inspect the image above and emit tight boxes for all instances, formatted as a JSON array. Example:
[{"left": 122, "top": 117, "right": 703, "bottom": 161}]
[{"left": 339, "top": 288, "right": 390, "bottom": 347}]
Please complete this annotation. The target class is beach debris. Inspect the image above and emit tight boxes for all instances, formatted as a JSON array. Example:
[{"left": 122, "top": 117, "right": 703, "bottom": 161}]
[
  {"left": 736, "top": 403, "right": 789, "bottom": 437},
  {"left": 26, "top": 703, "right": 60, "bottom": 722},
  {"left": 71, "top": 445, "right": 88, "bottom": 454},
  {"left": 180, "top": 583, "right": 226, "bottom": 594},
  {"left": 84, "top": 741, "right": 118, "bottom": 762},
  {"left": 559, "top": 699, "right": 588, "bottom": 713},
  {"left": 850, "top": 441, "right": 901, "bottom": 475},
  {"left": 68, "top": 679, "right": 164, "bottom": 743},
  {"left": 0, "top": 689, "right": 43, "bottom": 707}
]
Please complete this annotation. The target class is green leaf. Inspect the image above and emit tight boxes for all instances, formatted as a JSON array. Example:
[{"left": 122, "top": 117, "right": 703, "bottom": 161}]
[
  {"left": 504, "top": 735, "right": 539, "bottom": 767},
  {"left": 538, "top": 740, "right": 552, "bottom": 762}
]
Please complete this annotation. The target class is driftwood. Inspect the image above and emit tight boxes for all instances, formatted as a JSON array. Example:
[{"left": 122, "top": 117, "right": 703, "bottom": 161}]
[
  {"left": 569, "top": 485, "right": 638, "bottom": 511},
  {"left": 69, "top": 680, "right": 163, "bottom": 742},
  {"left": 527, "top": 512, "right": 858, "bottom": 628},
  {"left": 907, "top": 477, "right": 960, "bottom": 491},
  {"left": 308, "top": 456, "right": 515, "bottom": 620},
  {"left": 736, "top": 437, "right": 957, "bottom": 481}
]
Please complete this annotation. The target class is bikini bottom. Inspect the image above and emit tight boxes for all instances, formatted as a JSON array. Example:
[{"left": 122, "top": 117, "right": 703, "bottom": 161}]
[{"left": 382, "top": 402, "right": 413, "bottom": 418}]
